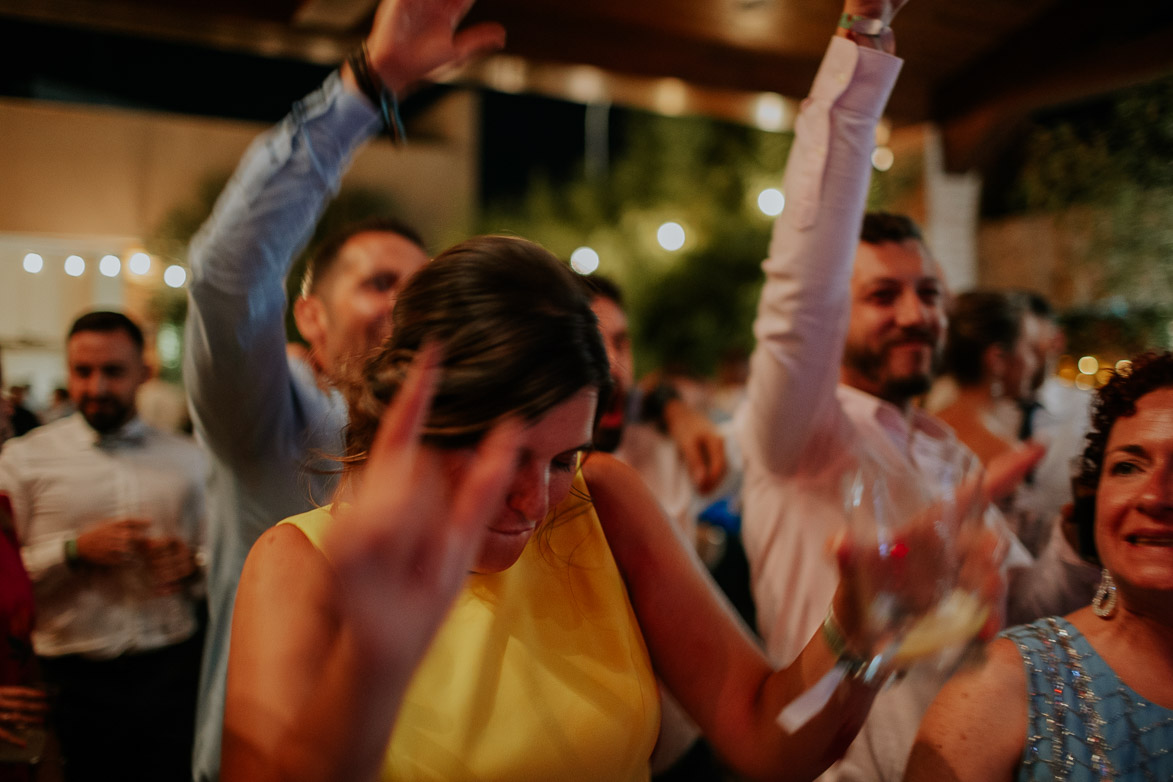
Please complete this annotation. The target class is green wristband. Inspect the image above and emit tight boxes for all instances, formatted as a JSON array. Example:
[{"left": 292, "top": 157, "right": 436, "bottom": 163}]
[
  {"left": 837, "top": 12, "right": 886, "bottom": 36},
  {"left": 64, "top": 537, "right": 81, "bottom": 567}
]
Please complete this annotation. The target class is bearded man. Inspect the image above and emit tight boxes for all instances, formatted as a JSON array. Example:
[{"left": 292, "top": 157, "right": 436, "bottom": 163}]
[{"left": 0, "top": 311, "right": 207, "bottom": 782}]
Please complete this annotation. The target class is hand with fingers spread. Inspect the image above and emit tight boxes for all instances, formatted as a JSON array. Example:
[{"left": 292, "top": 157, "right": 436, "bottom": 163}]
[
  {"left": 360, "top": 0, "right": 506, "bottom": 95},
  {"left": 0, "top": 685, "right": 48, "bottom": 748},
  {"left": 325, "top": 344, "right": 523, "bottom": 668}
]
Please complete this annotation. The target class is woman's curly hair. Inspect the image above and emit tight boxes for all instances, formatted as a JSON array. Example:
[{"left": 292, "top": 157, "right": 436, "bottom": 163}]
[
  {"left": 1072, "top": 351, "right": 1173, "bottom": 562},
  {"left": 338, "top": 235, "right": 612, "bottom": 466}
]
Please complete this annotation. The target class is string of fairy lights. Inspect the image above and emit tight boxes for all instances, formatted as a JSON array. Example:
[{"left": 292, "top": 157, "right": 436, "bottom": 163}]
[{"left": 21, "top": 251, "right": 187, "bottom": 288}]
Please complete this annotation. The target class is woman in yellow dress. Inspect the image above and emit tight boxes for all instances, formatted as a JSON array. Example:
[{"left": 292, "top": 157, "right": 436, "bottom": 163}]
[{"left": 219, "top": 0, "right": 981, "bottom": 779}]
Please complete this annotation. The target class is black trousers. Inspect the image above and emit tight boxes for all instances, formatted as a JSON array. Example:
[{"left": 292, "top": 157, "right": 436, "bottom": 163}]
[{"left": 38, "top": 629, "right": 203, "bottom": 782}]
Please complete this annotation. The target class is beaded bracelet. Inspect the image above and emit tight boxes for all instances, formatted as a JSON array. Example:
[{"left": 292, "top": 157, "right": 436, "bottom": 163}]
[{"left": 346, "top": 41, "right": 407, "bottom": 143}]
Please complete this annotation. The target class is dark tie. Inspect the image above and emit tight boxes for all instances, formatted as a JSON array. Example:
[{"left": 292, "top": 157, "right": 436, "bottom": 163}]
[
  {"left": 1018, "top": 400, "right": 1042, "bottom": 486},
  {"left": 1018, "top": 400, "right": 1041, "bottom": 441}
]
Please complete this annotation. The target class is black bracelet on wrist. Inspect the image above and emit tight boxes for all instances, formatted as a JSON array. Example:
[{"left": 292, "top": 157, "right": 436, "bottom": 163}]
[
  {"left": 640, "top": 382, "right": 682, "bottom": 430},
  {"left": 346, "top": 41, "right": 407, "bottom": 143}
]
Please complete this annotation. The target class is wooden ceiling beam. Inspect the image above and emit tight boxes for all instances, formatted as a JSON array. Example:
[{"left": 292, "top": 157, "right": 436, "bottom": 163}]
[
  {"left": 0, "top": 0, "right": 351, "bottom": 62},
  {"left": 933, "top": 0, "right": 1173, "bottom": 172}
]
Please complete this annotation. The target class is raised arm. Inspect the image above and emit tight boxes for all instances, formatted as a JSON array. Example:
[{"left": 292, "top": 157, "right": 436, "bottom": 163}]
[
  {"left": 738, "top": 0, "right": 905, "bottom": 477},
  {"left": 183, "top": 0, "right": 503, "bottom": 462}
]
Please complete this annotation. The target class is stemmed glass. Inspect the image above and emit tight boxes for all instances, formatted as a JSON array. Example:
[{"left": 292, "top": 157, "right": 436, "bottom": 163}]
[{"left": 840, "top": 446, "right": 990, "bottom": 677}]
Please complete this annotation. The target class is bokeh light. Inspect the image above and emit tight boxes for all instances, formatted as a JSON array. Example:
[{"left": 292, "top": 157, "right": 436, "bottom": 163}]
[
  {"left": 570, "top": 247, "right": 600, "bottom": 274},
  {"left": 657, "top": 222, "right": 686, "bottom": 251},
  {"left": 871, "top": 146, "right": 895, "bottom": 172},
  {"left": 163, "top": 265, "right": 187, "bottom": 288},
  {"left": 757, "top": 188, "right": 785, "bottom": 216},
  {"left": 129, "top": 252, "right": 152, "bottom": 275}
]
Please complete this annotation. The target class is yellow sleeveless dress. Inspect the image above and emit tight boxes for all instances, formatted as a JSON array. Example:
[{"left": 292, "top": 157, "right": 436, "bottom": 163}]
[{"left": 281, "top": 472, "right": 660, "bottom": 781}]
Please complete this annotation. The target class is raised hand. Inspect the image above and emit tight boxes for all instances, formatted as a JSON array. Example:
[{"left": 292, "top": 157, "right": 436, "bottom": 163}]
[
  {"left": 364, "top": 0, "right": 506, "bottom": 94},
  {"left": 324, "top": 343, "right": 522, "bottom": 670}
]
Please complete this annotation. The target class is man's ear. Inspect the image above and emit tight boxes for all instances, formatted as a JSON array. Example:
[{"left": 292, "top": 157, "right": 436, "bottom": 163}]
[{"left": 293, "top": 295, "right": 327, "bottom": 350}]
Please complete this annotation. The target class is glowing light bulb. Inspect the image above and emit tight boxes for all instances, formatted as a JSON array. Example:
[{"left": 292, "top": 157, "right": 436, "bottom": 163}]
[
  {"left": 163, "top": 265, "right": 187, "bottom": 288},
  {"left": 871, "top": 146, "right": 895, "bottom": 171},
  {"left": 657, "top": 222, "right": 685, "bottom": 252},
  {"left": 757, "top": 188, "right": 785, "bottom": 216},
  {"left": 570, "top": 247, "right": 600, "bottom": 274},
  {"left": 129, "top": 252, "right": 151, "bottom": 275}
]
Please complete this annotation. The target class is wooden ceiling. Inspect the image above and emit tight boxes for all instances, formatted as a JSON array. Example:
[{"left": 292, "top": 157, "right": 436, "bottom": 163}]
[{"left": 3, "top": 0, "right": 1172, "bottom": 171}]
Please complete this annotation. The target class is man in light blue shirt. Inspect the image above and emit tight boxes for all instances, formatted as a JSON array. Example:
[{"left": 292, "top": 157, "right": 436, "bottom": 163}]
[{"left": 183, "top": 7, "right": 507, "bottom": 772}]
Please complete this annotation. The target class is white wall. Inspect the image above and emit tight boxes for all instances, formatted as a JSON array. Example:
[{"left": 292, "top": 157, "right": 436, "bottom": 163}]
[{"left": 0, "top": 90, "right": 480, "bottom": 404}]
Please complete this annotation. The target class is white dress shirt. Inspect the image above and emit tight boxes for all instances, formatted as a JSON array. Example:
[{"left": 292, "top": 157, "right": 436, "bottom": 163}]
[
  {"left": 0, "top": 414, "right": 207, "bottom": 659},
  {"left": 735, "top": 37, "right": 1028, "bottom": 782}
]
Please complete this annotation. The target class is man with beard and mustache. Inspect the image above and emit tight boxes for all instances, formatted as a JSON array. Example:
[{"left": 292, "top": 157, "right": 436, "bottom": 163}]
[
  {"left": 0, "top": 311, "right": 207, "bottom": 781},
  {"left": 737, "top": 164, "right": 1043, "bottom": 779}
]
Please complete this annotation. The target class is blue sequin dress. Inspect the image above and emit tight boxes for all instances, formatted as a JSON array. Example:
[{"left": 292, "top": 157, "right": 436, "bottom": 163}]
[{"left": 1002, "top": 617, "right": 1173, "bottom": 781}]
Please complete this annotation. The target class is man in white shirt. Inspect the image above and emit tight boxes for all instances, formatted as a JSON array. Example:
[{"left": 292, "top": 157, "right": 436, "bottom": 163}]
[
  {"left": 735, "top": 3, "right": 1041, "bottom": 778},
  {"left": 0, "top": 311, "right": 207, "bottom": 782}
]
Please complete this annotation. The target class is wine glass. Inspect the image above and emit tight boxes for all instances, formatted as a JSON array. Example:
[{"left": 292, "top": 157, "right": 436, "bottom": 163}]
[{"left": 841, "top": 446, "right": 990, "bottom": 676}]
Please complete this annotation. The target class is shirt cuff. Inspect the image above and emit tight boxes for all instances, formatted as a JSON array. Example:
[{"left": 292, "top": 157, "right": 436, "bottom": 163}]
[
  {"left": 811, "top": 37, "right": 903, "bottom": 120},
  {"left": 297, "top": 69, "right": 386, "bottom": 162}
]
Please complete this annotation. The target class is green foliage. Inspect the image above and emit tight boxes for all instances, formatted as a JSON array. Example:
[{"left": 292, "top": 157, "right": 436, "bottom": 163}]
[
  {"left": 1061, "top": 305, "right": 1172, "bottom": 359},
  {"left": 998, "top": 74, "right": 1173, "bottom": 323},
  {"left": 1011, "top": 76, "right": 1173, "bottom": 211},
  {"left": 479, "top": 108, "right": 917, "bottom": 377}
]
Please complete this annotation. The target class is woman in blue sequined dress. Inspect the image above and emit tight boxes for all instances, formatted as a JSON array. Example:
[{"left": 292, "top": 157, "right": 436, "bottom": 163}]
[{"left": 905, "top": 351, "right": 1173, "bottom": 782}]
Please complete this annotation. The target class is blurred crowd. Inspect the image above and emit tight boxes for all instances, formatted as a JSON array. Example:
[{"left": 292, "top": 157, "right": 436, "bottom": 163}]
[{"left": 1, "top": 0, "right": 1170, "bottom": 780}]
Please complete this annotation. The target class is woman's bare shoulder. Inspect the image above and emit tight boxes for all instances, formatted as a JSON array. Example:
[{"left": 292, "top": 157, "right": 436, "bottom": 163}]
[
  {"left": 581, "top": 450, "right": 635, "bottom": 484},
  {"left": 237, "top": 521, "right": 337, "bottom": 613},
  {"left": 905, "top": 637, "right": 1026, "bottom": 782}
]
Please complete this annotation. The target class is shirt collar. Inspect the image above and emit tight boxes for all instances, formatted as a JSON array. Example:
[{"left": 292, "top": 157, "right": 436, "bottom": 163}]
[
  {"left": 90, "top": 415, "right": 150, "bottom": 448},
  {"left": 837, "top": 383, "right": 954, "bottom": 442}
]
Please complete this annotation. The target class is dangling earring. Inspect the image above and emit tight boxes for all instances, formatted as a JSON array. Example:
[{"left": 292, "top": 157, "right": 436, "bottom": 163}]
[
  {"left": 989, "top": 375, "right": 1004, "bottom": 400},
  {"left": 1092, "top": 568, "right": 1117, "bottom": 618}
]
